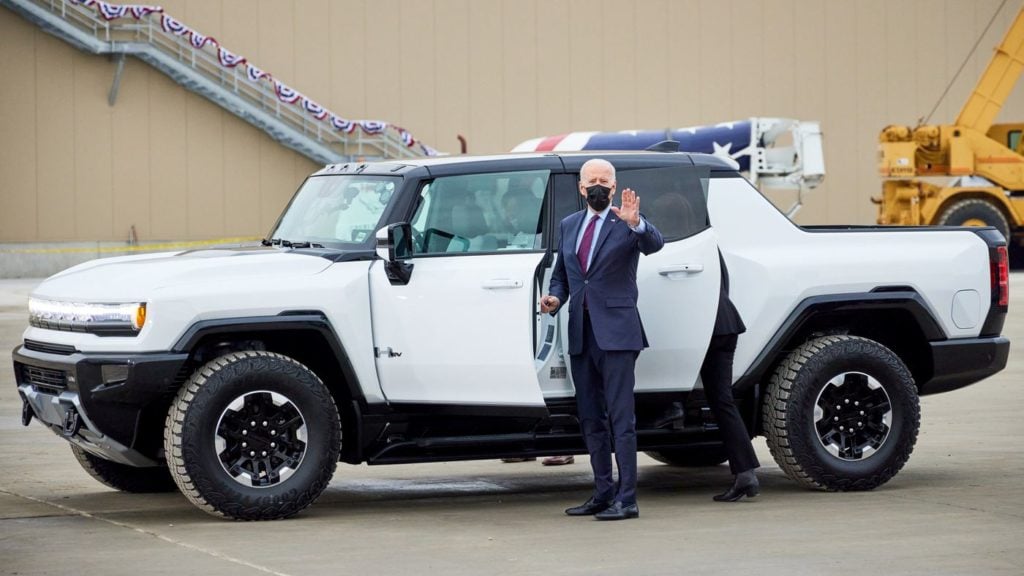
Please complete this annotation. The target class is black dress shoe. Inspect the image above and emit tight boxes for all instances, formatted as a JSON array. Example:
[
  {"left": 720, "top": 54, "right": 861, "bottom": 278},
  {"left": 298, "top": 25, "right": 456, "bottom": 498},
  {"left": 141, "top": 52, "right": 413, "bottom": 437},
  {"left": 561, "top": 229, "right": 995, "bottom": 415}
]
[
  {"left": 565, "top": 497, "right": 612, "bottom": 516},
  {"left": 594, "top": 501, "right": 639, "bottom": 521},
  {"left": 713, "top": 473, "right": 760, "bottom": 502}
]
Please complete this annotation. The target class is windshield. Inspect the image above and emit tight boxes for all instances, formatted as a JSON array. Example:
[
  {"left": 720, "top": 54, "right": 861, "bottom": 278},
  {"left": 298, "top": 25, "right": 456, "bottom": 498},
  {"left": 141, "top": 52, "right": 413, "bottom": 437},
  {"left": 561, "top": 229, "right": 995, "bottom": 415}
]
[{"left": 270, "top": 175, "right": 400, "bottom": 248}]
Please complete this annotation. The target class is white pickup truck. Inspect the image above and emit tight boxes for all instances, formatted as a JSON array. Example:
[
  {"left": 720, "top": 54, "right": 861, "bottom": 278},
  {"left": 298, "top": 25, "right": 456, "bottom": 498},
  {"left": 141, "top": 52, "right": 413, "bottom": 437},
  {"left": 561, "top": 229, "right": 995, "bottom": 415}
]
[{"left": 13, "top": 151, "right": 1010, "bottom": 520}]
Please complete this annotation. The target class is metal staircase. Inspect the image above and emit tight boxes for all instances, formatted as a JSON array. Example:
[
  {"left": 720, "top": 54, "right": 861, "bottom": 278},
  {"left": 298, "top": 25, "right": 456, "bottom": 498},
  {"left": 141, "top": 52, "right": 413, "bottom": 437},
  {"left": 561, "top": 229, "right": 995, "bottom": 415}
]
[{"left": 1, "top": 0, "right": 436, "bottom": 164}]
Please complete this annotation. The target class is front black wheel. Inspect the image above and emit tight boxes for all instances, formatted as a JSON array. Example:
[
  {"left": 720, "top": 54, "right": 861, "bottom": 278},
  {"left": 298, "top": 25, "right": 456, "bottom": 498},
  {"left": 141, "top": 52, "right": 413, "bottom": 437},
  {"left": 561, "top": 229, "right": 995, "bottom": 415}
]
[
  {"left": 164, "top": 351, "right": 341, "bottom": 520},
  {"left": 71, "top": 444, "right": 177, "bottom": 493},
  {"left": 762, "top": 335, "right": 920, "bottom": 491}
]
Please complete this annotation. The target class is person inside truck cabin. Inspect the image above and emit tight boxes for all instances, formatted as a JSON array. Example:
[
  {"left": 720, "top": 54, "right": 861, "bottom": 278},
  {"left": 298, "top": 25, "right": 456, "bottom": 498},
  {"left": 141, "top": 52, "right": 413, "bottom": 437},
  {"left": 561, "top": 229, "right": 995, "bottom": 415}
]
[{"left": 500, "top": 188, "right": 542, "bottom": 250}]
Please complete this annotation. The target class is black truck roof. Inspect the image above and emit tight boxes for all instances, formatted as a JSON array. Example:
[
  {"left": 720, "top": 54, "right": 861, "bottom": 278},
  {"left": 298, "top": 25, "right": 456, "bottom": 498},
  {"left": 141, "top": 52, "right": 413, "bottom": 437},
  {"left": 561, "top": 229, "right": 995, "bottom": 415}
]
[{"left": 313, "top": 151, "right": 738, "bottom": 178}]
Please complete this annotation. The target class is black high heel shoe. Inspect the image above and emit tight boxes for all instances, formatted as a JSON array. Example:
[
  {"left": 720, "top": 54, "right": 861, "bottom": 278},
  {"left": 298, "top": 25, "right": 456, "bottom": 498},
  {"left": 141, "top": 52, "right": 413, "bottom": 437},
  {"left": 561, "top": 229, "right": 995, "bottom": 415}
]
[{"left": 713, "top": 472, "right": 760, "bottom": 502}]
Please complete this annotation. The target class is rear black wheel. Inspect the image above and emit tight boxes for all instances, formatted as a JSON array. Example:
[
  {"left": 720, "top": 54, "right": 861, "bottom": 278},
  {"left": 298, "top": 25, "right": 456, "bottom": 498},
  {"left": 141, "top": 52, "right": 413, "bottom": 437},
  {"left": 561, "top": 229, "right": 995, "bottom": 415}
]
[
  {"left": 763, "top": 335, "right": 919, "bottom": 491},
  {"left": 645, "top": 445, "right": 728, "bottom": 467}
]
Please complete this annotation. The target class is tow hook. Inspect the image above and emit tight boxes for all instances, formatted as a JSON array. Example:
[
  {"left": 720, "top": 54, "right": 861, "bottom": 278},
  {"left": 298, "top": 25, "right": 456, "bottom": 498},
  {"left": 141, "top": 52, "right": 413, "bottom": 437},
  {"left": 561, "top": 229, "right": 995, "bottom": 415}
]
[
  {"left": 20, "top": 396, "right": 33, "bottom": 427},
  {"left": 61, "top": 407, "right": 82, "bottom": 437}
]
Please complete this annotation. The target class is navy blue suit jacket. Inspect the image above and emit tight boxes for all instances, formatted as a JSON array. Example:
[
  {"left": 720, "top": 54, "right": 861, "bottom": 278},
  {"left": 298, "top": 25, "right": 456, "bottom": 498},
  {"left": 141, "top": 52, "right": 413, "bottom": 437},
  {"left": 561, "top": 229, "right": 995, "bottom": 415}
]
[{"left": 549, "top": 210, "right": 665, "bottom": 355}]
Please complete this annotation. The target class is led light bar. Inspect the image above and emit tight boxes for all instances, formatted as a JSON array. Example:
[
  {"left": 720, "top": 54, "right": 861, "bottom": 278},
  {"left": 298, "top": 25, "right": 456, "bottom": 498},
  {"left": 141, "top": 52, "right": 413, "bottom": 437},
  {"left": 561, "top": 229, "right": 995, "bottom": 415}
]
[{"left": 28, "top": 299, "right": 147, "bottom": 335}]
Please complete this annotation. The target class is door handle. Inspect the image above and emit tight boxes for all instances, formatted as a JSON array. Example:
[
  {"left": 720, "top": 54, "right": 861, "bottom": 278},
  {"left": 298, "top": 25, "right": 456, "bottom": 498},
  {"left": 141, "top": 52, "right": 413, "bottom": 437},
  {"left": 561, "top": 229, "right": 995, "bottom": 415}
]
[
  {"left": 658, "top": 264, "right": 704, "bottom": 276},
  {"left": 482, "top": 278, "right": 524, "bottom": 289}
]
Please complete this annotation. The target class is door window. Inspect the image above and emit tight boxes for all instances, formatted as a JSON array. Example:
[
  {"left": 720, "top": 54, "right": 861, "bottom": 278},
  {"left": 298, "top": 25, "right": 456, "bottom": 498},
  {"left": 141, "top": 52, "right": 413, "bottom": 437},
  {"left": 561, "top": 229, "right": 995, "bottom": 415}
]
[
  {"left": 410, "top": 170, "right": 550, "bottom": 254},
  {"left": 551, "top": 173, "right": 583, "bottom": 249},
  {"left": 617, "top": 167, "right": 710, "bottom": 241}
]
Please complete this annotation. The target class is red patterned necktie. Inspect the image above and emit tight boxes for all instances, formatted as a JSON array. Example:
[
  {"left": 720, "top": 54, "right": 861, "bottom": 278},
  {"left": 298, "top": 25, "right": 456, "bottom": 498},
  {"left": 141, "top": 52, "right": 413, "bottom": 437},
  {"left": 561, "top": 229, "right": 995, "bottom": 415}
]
[{"left": 577, "top": 214, "right": 600, "bottom": 274}]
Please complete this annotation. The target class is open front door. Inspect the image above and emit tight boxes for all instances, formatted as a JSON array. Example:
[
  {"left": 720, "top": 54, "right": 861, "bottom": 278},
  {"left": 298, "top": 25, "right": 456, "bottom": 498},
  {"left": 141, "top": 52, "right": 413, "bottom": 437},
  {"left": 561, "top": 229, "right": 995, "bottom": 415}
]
[
  {"left": 532, "top": 164, "right": 722, "bottom": 398},
  {"left": 369, "top": 169, "right": 554, "bottom": 411},
  {"left": 622, "top": 166, "right": 720, "bottom": 392}
]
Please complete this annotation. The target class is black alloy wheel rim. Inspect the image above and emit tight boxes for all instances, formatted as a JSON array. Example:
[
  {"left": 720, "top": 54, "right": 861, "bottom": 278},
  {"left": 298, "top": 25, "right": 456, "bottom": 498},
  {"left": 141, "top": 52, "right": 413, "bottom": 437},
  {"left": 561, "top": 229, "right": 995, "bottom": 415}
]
[
  {"left": 812, "top": 372, "right": 893, "bottom": 461},
  {"left": 215, "top": 390, "right": 308, "bottom": 488}
]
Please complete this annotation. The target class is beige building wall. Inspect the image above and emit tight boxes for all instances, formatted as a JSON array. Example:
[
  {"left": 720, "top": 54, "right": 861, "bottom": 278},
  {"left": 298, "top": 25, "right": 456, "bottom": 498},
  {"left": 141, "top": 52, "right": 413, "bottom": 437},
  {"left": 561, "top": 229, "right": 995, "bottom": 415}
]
[{"left": 2, "top": 0, "right": 1023, "bottom": 242}]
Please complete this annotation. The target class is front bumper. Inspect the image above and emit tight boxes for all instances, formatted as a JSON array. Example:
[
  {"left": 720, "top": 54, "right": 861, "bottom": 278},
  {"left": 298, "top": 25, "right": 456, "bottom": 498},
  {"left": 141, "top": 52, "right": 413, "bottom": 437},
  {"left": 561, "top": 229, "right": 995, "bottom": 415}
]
[
  {"left": 13, "top": 342, "right": 189, "bottom": 466},
  {"left": 920, "top": 336, "right": 1010, "bottom": 395}
]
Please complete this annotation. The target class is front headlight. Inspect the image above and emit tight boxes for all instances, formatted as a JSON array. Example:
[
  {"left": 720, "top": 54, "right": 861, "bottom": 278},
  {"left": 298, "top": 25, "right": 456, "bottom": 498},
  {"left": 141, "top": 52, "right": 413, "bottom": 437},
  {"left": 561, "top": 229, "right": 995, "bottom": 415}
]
[{"left": 28, "top": 299, "right": 147, "bottom": 335}]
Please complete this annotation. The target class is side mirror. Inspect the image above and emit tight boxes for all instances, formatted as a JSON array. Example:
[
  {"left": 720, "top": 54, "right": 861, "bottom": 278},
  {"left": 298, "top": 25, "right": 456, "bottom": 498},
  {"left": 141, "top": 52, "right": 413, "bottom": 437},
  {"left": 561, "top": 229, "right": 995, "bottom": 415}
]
[
  {"left": 375, "top": 223, "right": 414, "bottom": 262},
  {"left": 375, "top": 223, "right": 414, "bottom": 285}
]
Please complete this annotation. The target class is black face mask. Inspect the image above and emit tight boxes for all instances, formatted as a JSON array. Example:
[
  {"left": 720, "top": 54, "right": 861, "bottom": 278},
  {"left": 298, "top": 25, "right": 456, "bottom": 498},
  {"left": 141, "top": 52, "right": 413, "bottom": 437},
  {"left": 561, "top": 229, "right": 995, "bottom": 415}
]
[{"left": 585, "top": 184, "right": 612, "bottom": 212}]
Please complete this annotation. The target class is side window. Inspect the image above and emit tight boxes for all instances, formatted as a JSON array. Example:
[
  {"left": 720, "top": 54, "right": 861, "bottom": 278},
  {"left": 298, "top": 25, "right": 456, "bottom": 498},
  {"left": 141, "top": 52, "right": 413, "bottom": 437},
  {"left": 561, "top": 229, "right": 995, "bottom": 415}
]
[
  {"left": 1008, "top": 130, "right": 1021, "bottom": 153},
  {"left": 409, "top": 170, "right": 550, "bottom": 255},
  {"left": 617, "top": 167, "right": 710, "bottom": 241},
  {"left": 551, "top": 173, "right": 582, "bottom": 250}
]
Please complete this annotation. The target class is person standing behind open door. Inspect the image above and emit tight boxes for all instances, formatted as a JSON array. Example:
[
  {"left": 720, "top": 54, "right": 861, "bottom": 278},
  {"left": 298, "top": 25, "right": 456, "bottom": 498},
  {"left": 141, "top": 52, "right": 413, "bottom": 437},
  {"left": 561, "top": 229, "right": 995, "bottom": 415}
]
[{"left": 702, "top": 251, "right": 761, "bottom": 501}]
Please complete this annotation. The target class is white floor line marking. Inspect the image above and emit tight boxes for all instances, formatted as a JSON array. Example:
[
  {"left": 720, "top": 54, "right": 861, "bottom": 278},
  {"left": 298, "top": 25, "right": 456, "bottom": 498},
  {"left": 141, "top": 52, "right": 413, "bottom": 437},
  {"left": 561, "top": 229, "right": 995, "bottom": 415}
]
[{"left": 0, "top": 486, "right": 292, "bottom": 576}]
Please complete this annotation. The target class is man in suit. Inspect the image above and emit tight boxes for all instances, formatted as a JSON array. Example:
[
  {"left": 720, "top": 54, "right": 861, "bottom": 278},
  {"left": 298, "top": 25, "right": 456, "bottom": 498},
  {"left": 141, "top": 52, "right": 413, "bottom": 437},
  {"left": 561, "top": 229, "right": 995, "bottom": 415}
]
[
  {"left": 702, "top": 252, "right": 761, "bottom": 501},
  {"left": 541, "top": 158, "right": 664, "bottom": 521}
]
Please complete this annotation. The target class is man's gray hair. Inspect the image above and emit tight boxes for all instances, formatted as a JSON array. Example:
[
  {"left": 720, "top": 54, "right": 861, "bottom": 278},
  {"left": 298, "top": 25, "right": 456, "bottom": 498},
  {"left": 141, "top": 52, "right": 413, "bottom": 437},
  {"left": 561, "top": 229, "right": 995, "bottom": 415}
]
[{"left": 580, "top": 158, "right": 616, "bottom": 180}]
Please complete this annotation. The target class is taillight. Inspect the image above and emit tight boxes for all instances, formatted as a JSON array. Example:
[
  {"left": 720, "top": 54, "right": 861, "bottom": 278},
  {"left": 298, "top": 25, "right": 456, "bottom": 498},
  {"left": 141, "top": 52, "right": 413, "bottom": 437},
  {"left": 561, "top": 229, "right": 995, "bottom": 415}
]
[{"left": 993, "top": 246, "right": 1009, "bottom": 307}]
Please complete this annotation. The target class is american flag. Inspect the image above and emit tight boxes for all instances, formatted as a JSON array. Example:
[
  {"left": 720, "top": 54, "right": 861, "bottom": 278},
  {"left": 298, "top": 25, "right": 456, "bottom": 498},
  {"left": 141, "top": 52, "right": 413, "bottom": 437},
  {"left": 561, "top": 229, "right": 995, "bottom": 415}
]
[{"left": 511, "top": 121, "right": 754, "bottom": 172}]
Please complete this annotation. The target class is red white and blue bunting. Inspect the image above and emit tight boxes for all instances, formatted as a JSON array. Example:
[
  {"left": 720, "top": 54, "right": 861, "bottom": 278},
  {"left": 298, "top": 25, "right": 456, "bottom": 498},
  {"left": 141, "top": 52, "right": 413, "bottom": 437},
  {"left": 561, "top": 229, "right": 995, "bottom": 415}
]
[
  {"left": 396, "top": 127, "right": 415, "bottom": 147},
  {"left": 330, "top": 115, "right": 356, "bottom": 133},
  {"left": 217, "top": 47, "right": 245, "bottom": 68},
  {"left": 302, "top": 98, "right": 328, "bottom": 120},
  {"left": 68, "top": 0, "right": 436, "bottom": 154},
  {"left": 246, "top": 64, "right": 269, "bottom": 83},
  {"left": 189, "top": 32, "right": 216, "bottom": 50},
  {"left": 129, "top": 6, "right": 160, "bottom": 19},
  {"left": 159, "top": 14, "right": 188, "bottom": 36},
  {"left": 358, "top": 121, "right": 387, "bottom": 135},
  {"left": 273, "top": 80, "right": 301, "bottom": 104}
]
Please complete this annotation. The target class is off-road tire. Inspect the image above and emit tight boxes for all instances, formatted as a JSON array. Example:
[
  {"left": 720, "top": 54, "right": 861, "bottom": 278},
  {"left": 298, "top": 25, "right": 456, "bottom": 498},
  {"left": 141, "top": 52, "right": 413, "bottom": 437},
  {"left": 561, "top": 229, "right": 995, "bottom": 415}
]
[
  {"left": 645, "top": 445, "right": 729, "bottom": 467},
  {"left": 71, "top": 444, "right": 177, "bottom": 493},
  {"left": 762, "top": 335, "right": 919, "bottom": 491},
  {"left": 164, "top": 351, "right": 340, "bottom": 520},
  {"left": 936, "top": 198, "right": 1010, "bottom": 242}
]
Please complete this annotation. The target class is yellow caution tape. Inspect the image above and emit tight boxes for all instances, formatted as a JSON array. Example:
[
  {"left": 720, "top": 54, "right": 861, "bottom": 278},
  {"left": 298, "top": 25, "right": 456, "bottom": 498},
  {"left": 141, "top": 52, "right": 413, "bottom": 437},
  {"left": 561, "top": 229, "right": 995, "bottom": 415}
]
[{"left": 0, "top": 237, "right": 263, "bottom": 255}]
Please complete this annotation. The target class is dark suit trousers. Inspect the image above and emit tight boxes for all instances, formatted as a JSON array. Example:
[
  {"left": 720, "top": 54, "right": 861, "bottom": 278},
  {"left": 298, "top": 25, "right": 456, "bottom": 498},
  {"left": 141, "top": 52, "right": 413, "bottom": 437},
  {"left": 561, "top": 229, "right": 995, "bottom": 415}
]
[
  {"left": 701, "top": 334, "right": 760, "bottom": 474},
  {"left": 570, "top": 312, "right": 638, "bottom": 505}
]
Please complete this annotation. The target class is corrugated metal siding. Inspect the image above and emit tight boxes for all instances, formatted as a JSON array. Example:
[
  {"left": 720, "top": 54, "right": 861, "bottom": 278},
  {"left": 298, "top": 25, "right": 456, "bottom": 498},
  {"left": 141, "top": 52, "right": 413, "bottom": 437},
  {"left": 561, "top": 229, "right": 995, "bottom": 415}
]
[{"left": 1, "top": 0, "right": 1021, "bottom": 241}]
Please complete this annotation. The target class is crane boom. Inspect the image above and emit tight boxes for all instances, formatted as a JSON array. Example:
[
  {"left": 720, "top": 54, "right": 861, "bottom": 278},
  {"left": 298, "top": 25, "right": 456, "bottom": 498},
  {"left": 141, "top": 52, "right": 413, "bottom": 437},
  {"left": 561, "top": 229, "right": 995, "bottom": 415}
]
[
  {"left": 956, "top": 6, "right": 1024, "bottom": 133},
  {"left": 876, "top": 3, "right": 1024, "bottom": 253}
]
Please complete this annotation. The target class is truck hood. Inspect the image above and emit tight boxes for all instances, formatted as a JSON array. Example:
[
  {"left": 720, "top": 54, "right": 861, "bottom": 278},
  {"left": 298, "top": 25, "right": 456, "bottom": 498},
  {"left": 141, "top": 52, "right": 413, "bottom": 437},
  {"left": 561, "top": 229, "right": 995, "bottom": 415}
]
[{"left": 33, "top": 248, "right": 334, "bottom": 302}]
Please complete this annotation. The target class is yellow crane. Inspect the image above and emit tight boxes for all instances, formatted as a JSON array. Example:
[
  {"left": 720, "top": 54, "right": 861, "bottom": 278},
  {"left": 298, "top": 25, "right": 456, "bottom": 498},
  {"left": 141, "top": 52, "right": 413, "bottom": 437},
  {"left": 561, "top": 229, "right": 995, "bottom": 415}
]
[{"left": 876, "top": 4, "right": 1024, "bottom": 248}]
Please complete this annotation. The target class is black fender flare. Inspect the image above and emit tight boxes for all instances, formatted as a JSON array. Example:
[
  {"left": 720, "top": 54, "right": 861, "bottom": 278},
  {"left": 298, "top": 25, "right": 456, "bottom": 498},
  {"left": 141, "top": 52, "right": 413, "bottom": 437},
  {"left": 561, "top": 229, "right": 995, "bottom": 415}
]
[
  {"left": 733, "top": 290, "right": 944, "bottom": 395},
  {"left": 172, "top": 312, "right": 365, "bottom": 405}
]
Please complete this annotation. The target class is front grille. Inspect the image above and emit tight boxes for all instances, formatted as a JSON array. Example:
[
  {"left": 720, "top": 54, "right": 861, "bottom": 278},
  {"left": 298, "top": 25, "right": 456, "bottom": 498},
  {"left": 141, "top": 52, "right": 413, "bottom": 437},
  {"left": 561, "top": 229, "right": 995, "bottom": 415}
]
[
  {"left": 21, "top": 365, "right": 67, "bottom": 391},
  {"left": 23, "top": 339, "right": 77, "bottom": 355}
]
